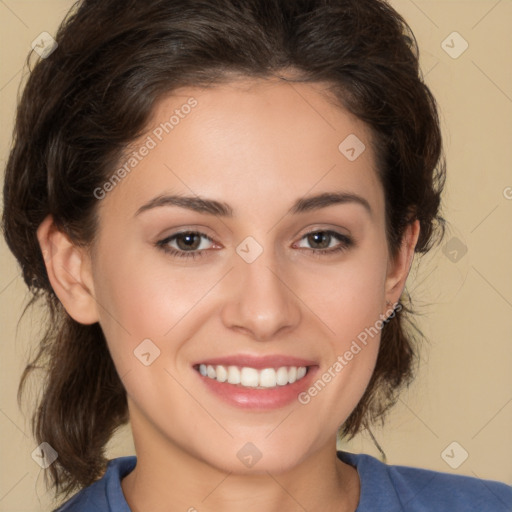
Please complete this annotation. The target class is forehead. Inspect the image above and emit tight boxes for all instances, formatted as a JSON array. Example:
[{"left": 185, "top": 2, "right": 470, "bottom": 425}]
[{"left": 99, "top": 78, "right": 385, "bottom": 223}]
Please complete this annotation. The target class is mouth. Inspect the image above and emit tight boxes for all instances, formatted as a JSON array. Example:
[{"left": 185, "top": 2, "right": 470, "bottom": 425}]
[
  {"left": 192, "top": 355, "right": 318, "bottom": 410},
  {"left": 194, "top": 363, "right": 309, "bottom": 389}
]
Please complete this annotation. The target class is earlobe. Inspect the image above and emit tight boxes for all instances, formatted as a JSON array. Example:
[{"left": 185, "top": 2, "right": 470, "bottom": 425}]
[
  {"left": 384, "top": 219, "right": 421, "bottom": 307},
  {"left": 36, "top": 215, "right": 99, "bottom": 325}
]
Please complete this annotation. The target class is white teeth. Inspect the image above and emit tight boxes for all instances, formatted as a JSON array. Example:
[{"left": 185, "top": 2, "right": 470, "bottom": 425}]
[
  {"left": 206, "top": 365, "right": 216, "bottom": 379},
  {"left": 240, "top": 367, "right": 259, "bottom": 387},
  {"left": 276, "top": 367, "right": 289, "bottom": 385},
  {"left": 227, "top": 365, "right": 240, "bottom": 384},
  {"left": 216, "top": 365, "right": 228, "bottom": 382},
  {"left": 259, "top": 368, "right": 277, "bottom": 388},
  {"left": 197, "top": 364, "right": 308, "bottom": 388}
]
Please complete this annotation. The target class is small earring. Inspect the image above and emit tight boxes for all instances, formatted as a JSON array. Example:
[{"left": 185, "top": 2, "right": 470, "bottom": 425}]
[{"left": 383, "top": 300, "right": 394, "bottom": 325}]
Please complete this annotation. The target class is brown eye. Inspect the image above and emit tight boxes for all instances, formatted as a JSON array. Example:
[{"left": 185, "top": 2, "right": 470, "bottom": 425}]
[
  {"left": 156, "top": 231, "right": 215, "bottom": 259},
  {"left": 295, "top": 230, "right": 353, "bottom": 256},
  {"left": 306, "top": 231, "right": 332, "bottom": 249},
  {"left": 174, "top": 232, "right": 202, "bottom": 251}
]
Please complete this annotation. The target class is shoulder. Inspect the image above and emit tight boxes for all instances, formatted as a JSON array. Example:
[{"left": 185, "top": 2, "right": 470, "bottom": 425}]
[
  {"left": 53, "top": 456, "right": 136, "bottom": 512},
  {"left": 386, "top": 460, "right": 512, "bottom": 511},
  {"left": 337, "top": 450, "right": 512, "bottom": 511}
]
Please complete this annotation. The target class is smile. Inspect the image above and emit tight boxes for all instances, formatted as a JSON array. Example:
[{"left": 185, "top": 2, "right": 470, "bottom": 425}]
[{"left": 195, "top": 364, "right": 308, "bottom": 389}]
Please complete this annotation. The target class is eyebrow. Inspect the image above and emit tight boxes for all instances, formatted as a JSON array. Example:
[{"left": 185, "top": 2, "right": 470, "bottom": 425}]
[{"left": 134, "top": 191, "right": 373, "bottom": 218}]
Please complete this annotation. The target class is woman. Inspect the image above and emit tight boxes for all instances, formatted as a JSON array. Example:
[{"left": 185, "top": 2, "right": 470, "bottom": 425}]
[{"left": 2, "top": 0, "right": 511, "bottom": 510}]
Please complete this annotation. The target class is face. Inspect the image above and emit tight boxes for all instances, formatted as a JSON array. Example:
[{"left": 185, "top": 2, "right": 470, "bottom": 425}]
[{"left": 72, "top": 77, "right": 408, "bottom": 474}]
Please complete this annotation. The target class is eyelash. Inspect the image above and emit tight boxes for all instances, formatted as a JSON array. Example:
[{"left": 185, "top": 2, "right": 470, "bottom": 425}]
[{"left": 155, "top": 230, "right": 353, "bottom": 260}]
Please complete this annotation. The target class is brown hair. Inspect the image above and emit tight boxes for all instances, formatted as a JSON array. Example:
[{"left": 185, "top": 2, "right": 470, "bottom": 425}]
[{"left": 2, "top": 0, "right": 446, "bottom": 501}]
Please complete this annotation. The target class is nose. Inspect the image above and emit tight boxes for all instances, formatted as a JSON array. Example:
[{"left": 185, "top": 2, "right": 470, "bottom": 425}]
[{"left": 220, "top": 248, "right": 301, "bottom": 341}]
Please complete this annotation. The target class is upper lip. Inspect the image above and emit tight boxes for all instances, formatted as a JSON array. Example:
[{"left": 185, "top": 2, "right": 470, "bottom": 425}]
[{"left": 193, "top": 354, "right": 317, "bottom": 370}]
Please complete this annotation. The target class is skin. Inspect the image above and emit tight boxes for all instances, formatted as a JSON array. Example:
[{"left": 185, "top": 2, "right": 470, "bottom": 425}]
[{"left": 37, "top": 76, "right": 420, "bottom": 512}]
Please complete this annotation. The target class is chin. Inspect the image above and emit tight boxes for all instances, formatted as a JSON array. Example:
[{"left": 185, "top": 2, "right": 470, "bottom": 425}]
[{"left": 191, "top": 432, "right": 319, "bottom": 476}]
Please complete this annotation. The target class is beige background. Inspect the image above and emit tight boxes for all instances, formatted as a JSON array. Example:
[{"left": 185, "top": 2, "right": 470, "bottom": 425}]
[{"left": 1, "top": 1, "right": 511, "bottom": 510}]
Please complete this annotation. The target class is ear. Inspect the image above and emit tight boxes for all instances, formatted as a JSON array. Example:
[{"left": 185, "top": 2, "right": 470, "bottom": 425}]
[
  {"left": 36, "top": 215, "right": 99, "bottom": 325},
  {"left": 384, "top": 219, "right": 421, "bottom": 309}
]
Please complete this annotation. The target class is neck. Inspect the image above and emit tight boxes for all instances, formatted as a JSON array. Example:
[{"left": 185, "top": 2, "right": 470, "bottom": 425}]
[{"left": 121, "top": 423, "right": 360, "bottom": 512}]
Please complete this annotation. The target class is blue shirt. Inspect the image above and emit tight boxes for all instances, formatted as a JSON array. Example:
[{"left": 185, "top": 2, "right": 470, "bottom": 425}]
[{"left": 55, "top": 451, "right": 512, "bottom": 511}]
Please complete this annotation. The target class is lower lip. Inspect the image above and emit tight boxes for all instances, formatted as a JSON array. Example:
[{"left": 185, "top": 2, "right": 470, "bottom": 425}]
[{"left": 195, "top": 367, "right": 318, "bottom": 410}]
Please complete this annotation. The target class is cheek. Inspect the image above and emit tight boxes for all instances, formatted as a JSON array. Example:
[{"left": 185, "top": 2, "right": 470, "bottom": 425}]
[
  {"left": 299, "top": 241, "right": 388, "bottom": 345},
  {"left": 295, "top": 243, "right": 388, "bottom": 416},
  {"left": 91, "top": 239, "right": 218, "bottom": 372}
]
